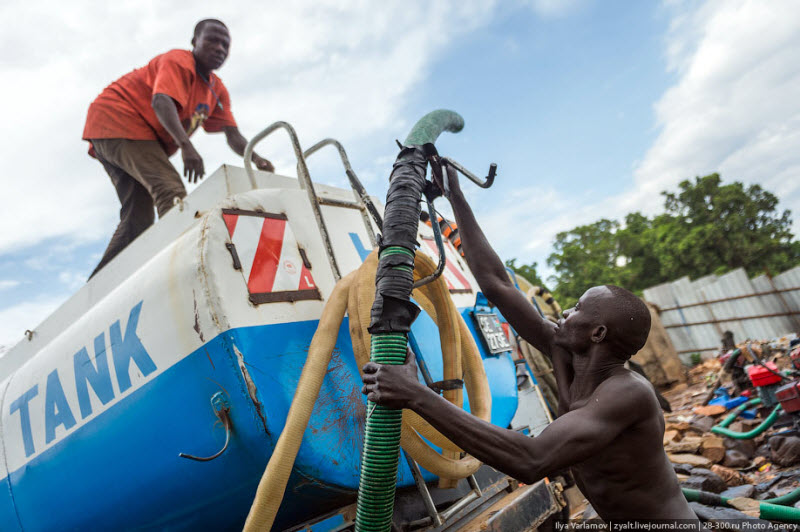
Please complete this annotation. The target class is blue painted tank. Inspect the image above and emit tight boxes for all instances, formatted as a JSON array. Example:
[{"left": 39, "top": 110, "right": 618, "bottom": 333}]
[{"left": 0, "top": 166, "right": 518, "bottom": 530}]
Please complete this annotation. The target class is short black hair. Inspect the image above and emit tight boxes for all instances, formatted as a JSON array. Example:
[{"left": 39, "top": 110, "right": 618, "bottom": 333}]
[
  {"left": 603, "top": 285, "right": 651, "bottom": 359},
  {"left": 193, "top": 19, "right": 228, "bottom": 40}
]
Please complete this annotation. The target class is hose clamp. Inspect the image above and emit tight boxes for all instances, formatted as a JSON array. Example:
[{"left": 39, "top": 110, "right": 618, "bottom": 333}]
[{"left": 428, "top": 379, "right": 464, "bottom": 395}]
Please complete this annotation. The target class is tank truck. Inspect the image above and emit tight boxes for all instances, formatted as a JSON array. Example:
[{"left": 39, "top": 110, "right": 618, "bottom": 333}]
[{"left": 0, "top": 114, "right": 567, "bottom": 531}]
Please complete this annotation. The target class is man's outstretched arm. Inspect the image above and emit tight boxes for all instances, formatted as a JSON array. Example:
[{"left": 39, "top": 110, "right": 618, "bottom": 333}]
[
  {"left": 362, "top": 353, "right": 645, "bottom": 484},
  {"left": 439, "top": 164, "right": 556, "bottom": 355}
]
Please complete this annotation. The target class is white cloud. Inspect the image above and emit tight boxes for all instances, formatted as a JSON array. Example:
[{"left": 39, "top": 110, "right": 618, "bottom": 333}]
[
  {"left": 628, "top": 0, "right": 800, "bottom": 222},
  {"left": 0, "top": 0, "right": 497, "bottom": 255},
  {"left": 58, "top": 270, "right": 86, "bottom": 292},
  {"left": 0, "top": 280, "right": 20, "bottom": 291},
  {"left": 525, "top": 0, "right": 588, "bottom": 19},
  {"left": 466, "top": 182, "right": 621, "bottom": 284}
]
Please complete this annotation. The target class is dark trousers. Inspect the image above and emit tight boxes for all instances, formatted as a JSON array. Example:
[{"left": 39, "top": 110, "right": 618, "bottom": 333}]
[{"left": 89, "top": 138, "right": 187, "bottom": 278}]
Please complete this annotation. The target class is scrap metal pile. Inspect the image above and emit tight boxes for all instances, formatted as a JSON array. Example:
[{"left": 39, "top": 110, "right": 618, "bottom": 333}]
[{"left": 659, "top": 336, "right": 800, "bottom": 522}]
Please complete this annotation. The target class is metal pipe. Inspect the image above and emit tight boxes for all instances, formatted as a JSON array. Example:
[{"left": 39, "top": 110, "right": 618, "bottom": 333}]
[
  {"left": 439, "top": 491, "right": 480, "bottom": 522},
  {"left": 657, "top": 287, "right": 800, "bottom": 312},
  {"left": 244, "top": 122, "right": 341, "bottom": 280},
  {"left": 533, "top": 383, "right": 554, "bottom": 423},
  {"left": 413, "top": 194, "right": 446, "bottom": 289},
  {"left": 439, "top": 157, "right": 496, "bottom": 189},
  {"left": 676, "top": 347, "right": 719, "bottom": 355},
  {"left": 467, "top": 474, "right": 482, "bottom": 496},
  {"left": 317, "top": 197, "right": 364, "bottom": 209},
  {"left": 303, "top": 138, "right": 380, "bottom": 247},
  {"left": 403, "top": 451, "right": 443, "bottom": 527},
  {"left": 664, "top": 311, "right": 800, "bottom": 329}
]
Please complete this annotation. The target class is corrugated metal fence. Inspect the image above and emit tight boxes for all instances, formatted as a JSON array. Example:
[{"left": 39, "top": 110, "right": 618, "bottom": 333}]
[{"left": 643, "top": 266, "right": 800, "bottom": 362}]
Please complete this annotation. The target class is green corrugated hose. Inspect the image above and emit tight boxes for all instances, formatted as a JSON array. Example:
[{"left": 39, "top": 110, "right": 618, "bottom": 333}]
[
  {"left": 764, "top": 487, "right": 800, "bottom": 506},
  {"left": 711, "top": 402, "right": 782, "bottom": 439},
  {"left": 683, "top": 488, "right": 800, "bottom": 523},
  {"left": 356, "top": 110, "right": 466, "bottom": 532},
  {"left": 715, "top": 398, "right": 762, "bottom": 429},
  {"left": 355, "top": 248, "right": 415, "bottom": 532}
]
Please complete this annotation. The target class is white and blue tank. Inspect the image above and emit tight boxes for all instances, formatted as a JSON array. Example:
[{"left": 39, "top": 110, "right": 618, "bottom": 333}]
[{"left": 0, "top": 156, "right": 540, "bottom": 530}]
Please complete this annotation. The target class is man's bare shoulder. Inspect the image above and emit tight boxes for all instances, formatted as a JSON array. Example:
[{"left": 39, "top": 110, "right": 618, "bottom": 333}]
[{"left": 590, "top": 369, "right": 658, "bottom": 414}]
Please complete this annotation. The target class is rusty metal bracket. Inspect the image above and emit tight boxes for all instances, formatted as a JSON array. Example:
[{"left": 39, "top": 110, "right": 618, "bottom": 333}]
[
  {"left": 413, "top": 192, "right": 447, "bottom": 289},
  {"left": 428, "top": 379, "right": 464, "bottom": 395},
  {"left": 179, "top": 392, "right": 233, "bottom": 462},
  {"left": 440, "top": 157, "right": 497, "bottom": 189},
  {"left": 225, "top": 243, "right": 242, "bottom": 271},
  {"left": 249, "top": 288, "right": 322, "bottom": 305}
]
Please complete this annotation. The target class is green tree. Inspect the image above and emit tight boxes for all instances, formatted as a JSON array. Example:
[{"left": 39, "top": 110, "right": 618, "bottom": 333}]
[
  {"left": 546, "top": 219, "right": 624, "bottom": 307},
  {"left": 615, "top": 212, "right": 664, "bottom": 290},
  {"left": 653, "top": 174, "right": 799, "bottom": 278},
  {"left": 542, "top": 174, "right": 799, "bottom": 308},
  {"left": 504, "top": 258, "right": 544, "bottom": 287}
]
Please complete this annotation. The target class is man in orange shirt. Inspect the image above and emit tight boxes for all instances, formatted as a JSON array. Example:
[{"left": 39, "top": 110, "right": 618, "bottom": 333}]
[{"left": 83, "top": 19, "right": 273, "bottom": 278}]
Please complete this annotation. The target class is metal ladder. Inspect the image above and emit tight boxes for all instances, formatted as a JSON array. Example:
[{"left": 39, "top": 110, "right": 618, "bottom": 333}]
[{"left": 244, "top": 121, "right": 450, "bottom": 285}]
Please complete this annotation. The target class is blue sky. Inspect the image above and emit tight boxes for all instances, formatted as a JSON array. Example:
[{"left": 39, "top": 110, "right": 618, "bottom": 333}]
[
  {"left": 1, "top": 0, "right": 799, "bottom": 351},
  {"left": 410, "top": 1, "right": 672, "bottom": 221}
]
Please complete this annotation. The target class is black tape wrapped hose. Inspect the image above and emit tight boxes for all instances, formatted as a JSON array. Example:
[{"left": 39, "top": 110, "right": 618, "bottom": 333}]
[{"left": 356, "top": 110, "right": 465, "bottom": 532}]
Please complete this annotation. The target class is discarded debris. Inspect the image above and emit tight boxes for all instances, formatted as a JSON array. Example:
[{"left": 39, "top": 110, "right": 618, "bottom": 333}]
[
  {"left": 693, "top": 404, "right": 726, "bottom": 417},
  {"left": 682, "top": 468, "right": 728, "bottom": 493},
  {"left": 769, "top": 434, "right": 800, "bottom": 466},
  {"left": 727, "top": 497, "right": 761, "bottom": 518},
  {"left": 668, "top": 453, "right": 712, "bottom": 468},
  {"left": 721, "top": 484, "right": 756, "bottom": 499},
  {"left": 701, "top": 435, "right": 726, "bottom": 463},
  {"left": 663, "top": 430, "right": 682, "bottom": 446},
  {"left": 708, "top": 465, "right": 745, "bottom": 487},
  {"left": 666, "top": 437, "right": 701, "bottom": 454},
  {"left": 722, "top": 450, "right": 750, "bottom": 468},
  {"left": 660, "top": 334, "right": 800, "bottom": 524}
]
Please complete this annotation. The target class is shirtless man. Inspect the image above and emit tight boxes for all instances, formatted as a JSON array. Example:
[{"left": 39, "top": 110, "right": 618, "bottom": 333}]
[{"left": 361, "top": 163, "right": 698, "bottom": 522}]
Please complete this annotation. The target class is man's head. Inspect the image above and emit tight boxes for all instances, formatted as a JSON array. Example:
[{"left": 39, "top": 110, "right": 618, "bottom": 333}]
[
  {"left": 192, "top": 19, "right": 230, "bottom": 74},
  {"left": 554, "top": 285, "right": 651, "bottom": 360}
]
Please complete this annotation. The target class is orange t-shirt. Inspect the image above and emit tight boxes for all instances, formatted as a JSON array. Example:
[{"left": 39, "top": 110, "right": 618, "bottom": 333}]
[{"left": 83, "top": 49, "right": 237, "bottom": 156}]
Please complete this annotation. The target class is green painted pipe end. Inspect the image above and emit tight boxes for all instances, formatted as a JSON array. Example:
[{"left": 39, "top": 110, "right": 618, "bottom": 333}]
[{"left": 403, "top": 109, "right": 465, "bottom": 146}]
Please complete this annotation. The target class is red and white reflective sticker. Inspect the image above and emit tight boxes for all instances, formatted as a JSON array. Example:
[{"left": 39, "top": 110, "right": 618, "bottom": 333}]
[
  {"left": 420, "top": 237, "right": 472, "bottom": 293},
  {"left": 222, "top": 210, "right": 320, "bottom": 303}
]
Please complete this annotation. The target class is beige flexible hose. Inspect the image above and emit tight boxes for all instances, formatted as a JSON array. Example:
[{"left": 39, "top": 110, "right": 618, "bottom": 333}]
[
  {"left": 349, "top": 251, "right": 491, "bottom": 453},
  {"left": 243, "top": 273, "right": 355, "bottom": 532},
  {"left": 526, "top": 286, "right": 562, "bottom": 321},
  {"left": 243, "top": 250, "right": 490, "bottom": 531}
]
